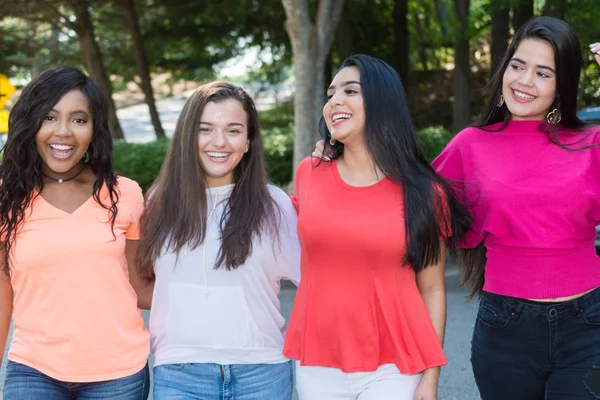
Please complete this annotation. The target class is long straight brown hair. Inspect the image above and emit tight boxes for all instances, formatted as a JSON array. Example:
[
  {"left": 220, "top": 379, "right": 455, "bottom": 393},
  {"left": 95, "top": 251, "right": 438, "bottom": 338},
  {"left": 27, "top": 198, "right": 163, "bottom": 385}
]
[{"left": 137, "top": 81, "right": 279, "bottom": 279}]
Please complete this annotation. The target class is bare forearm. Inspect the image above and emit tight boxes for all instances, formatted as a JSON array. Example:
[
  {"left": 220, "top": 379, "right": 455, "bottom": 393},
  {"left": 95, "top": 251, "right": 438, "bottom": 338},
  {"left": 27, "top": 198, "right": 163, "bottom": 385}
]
[
  {"left": 421, "top": 288, "right": 447, "bottom": 346},
  {"left": 419, "top": 288, "right": 446, "bottom": 385},
  {"left": 134, "top": 280, "right": 154, "bottom": 310},
  {"left": 0, "top": 302, "right": 11, "bottom": 363}
]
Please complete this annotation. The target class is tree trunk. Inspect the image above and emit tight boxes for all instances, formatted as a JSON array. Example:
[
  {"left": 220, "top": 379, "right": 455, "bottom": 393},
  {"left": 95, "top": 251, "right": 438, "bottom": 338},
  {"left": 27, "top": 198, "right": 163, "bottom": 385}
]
[
  {"left": 119, "top": 0, "right": 165, "bottom": 139},
  {"left": 336, "top": 6, "right": 354, "bottom": 61},
  {"left": 72, "top": 0, "right": 124, "bottom": 139},
  {"left": 413, "top": 14, "right": 429, "bottom": 72},
  {"left": 282, "top": 0, "right": 345, "bottom": 172},
  {"left": 391, "top": 0, "right": 409, "bottom": 87},
  {"left": 433, "top": 0, "right": 451, "bottom": 38},
  {"left": 512, "top": 0, "right": 534, "bottom": 32},
  {"left": 490, "top": 6, "right": 509, "bottom": 75},
  {"left": 452, "top": 0, "right": 470, "bottom": 134}
]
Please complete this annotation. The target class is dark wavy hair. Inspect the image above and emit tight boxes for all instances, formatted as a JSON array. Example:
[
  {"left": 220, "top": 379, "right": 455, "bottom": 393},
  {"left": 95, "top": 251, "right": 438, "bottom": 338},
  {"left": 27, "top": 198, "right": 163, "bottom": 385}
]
[
  {"left": 0, "top": 66, "right": 119, "bottom": 275},
  {"left": 137, "top": 81, "right": 279, "bottom": 278},
  {"left": 319, "top": 54, "right": 472, "bottom": 272},
  {"left": 462, "top": 17, "right": 590, "bottom": 298}
]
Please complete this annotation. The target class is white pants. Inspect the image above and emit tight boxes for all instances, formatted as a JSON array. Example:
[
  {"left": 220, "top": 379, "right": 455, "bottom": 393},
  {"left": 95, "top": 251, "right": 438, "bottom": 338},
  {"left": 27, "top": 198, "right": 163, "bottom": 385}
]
[{"left": 295, "top": 361, "right": 422, "bottom": 400}]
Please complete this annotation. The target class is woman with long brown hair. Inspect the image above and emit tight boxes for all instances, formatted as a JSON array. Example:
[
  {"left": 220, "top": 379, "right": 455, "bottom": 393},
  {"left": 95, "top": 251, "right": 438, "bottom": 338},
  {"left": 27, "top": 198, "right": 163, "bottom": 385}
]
[{"left": 137, "top": 81, "right": 300, "bottom": 400}]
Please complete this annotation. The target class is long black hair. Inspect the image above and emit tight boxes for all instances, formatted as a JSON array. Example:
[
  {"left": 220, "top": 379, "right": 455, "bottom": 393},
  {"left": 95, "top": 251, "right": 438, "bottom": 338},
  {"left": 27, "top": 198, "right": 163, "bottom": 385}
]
[
  {"left": 319, "top": 54, "right": 472, "bottom": 272},
  {"left": 137, "top": 81, "right": 280, "bottom": 278},
  {"left": 0, "top": 66, "right": 119, "bottom": 275}
]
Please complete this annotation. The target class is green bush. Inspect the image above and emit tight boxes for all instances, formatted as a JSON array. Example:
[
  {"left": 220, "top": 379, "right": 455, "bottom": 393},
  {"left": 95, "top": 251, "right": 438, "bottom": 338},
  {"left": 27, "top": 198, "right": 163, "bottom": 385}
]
[
  {"left": 263, "top": 126, "right": 294, "bottom": 186},
  {"left": 112, "top": 139, "right": 169, "bottom": 192},
  {"left": 417, "top": 126, "right": 453, "bottom": 162},
  {"left": 110, "top": 127, "right": 294, "bottom": 191},
  {"left": 259, "top": 100, "right": 294, "bottom": 129},
  {"left": 110, "top": 125, "right": 452, "bottom": 192}
]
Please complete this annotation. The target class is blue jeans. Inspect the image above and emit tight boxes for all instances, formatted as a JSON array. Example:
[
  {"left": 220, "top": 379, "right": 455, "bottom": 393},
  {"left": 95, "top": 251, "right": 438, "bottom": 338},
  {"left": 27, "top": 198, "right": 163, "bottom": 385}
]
[
  {"left": 3, "top": 361, "right": 150, "bottom": 400},
  {"left": 153, "top": 361, "right": 293, "bottom": 400},
  {"left": 471, "top": 287, "right": 600, "bottom": 399}
]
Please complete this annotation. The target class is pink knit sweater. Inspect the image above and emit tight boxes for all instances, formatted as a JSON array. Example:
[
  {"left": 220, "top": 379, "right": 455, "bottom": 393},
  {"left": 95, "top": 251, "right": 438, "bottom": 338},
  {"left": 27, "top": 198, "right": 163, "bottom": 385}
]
[{"left": 433, "top": 120, "right": 600, "bottom": 299}]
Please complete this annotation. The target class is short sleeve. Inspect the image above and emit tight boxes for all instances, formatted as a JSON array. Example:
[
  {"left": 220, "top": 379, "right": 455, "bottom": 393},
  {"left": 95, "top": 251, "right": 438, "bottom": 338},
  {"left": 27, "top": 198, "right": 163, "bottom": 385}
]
[
  {"left": 269, "top": 185, "right": 301, "bottom": 286},
  {"left": 292, "top": 156, "right": 313, "bottom": 213},
  {"left": 124, "top": 180, "right": 145, "bottom": 240}
]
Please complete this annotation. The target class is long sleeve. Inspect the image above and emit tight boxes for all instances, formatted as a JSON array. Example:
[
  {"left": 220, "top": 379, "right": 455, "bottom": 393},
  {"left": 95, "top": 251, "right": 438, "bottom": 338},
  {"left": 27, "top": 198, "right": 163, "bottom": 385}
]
[{"left": 432, "top": 131, "right": 484, "bottom": 249}]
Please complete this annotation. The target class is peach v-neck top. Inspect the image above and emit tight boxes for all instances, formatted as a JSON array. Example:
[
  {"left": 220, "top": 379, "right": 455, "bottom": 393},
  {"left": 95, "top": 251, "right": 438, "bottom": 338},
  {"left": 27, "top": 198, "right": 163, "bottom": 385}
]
[{"left": 7, "top": 176, "right": 150, "bottom": 382}]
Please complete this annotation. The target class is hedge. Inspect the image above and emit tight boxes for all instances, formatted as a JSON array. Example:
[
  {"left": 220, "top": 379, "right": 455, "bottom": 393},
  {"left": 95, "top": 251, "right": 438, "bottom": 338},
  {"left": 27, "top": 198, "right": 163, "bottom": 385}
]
[{"left": 112, "top": 126, "right": 453, "bottom": 192}]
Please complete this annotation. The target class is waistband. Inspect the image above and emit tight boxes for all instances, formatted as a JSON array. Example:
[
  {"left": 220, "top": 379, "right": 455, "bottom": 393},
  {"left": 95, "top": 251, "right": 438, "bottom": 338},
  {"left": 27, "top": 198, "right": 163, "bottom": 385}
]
[
  {"left": 481, "top": 286, "right": 600, "bottom": 319},
  {"left": 483, "top": 243, "right": 600, "bottom": 299}
]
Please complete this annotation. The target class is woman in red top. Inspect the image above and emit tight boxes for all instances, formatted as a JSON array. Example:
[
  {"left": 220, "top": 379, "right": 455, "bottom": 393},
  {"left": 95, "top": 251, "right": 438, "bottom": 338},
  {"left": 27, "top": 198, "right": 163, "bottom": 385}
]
[{"left": 284, "top": 55, "right": 471, "bottom": 400}]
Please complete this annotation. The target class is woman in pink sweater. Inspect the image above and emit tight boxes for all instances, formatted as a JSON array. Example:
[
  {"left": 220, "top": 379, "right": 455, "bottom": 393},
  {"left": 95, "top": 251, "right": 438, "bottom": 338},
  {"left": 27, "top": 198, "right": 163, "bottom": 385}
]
[{"left": 432, "top": 16, "right": 600, "bottom": 399}]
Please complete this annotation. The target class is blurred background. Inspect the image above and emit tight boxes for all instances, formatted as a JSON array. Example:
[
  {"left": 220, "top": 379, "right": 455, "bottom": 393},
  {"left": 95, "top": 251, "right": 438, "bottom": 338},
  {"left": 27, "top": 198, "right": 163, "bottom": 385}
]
[{"left": 1, "top": 0, "right": 599, "bottom": 189}]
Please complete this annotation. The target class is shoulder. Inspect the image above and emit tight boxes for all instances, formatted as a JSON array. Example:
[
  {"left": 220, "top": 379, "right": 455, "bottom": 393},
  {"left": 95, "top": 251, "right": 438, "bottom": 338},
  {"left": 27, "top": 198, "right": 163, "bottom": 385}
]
[
  {"left": 115, "top": 176, "right": 143, "bottom": 203},
  {"left": 448, "top": 126, "right": 493, "bottom": 148},
  {"left": 116, "top": 176, "right": 142, "bottom": 194},
  {"left": 583, "top": 124, "right": 600, "bottom": 145},
  {"left": 267, "top": 184, "right": 294, "bottom": 209}
]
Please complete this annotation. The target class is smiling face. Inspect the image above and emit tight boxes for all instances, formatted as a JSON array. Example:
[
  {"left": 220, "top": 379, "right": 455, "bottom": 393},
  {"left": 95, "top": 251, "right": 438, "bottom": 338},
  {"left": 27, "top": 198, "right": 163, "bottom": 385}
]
[
  {"left": 197, "top": 99, "right": 250, "bottom": 187},
  {"left": 35, "top": 89, "right": 93, "bottom": 177},
  {"left": 502, "top": 38, "right": 557, "bottom": 121},
  {"left": 323, "top": 66, "right": 366, "bottom": 146}
]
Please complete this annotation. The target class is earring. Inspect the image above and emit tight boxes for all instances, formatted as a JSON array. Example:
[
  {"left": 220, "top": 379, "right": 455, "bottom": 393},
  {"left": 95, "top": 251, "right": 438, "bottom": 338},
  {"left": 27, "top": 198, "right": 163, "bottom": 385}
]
[
  {"left": 244, "top": 145, "right": 249, "bottom": 153},
  {"left": 83, "top": 151, "right": 90, "bottom": 163},
  {"left": 547, "top": 108, "right": 562, "bottom": 125},
  {"left": 497, "top": 95, "right": 504, "bottom": 107},
  {"left": 329, "top": 136, "right": 337, "bottom": 146}
]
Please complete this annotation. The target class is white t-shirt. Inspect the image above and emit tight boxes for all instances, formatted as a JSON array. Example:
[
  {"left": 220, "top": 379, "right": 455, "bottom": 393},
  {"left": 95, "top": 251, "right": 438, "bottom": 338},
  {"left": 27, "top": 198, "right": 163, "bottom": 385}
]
[{"left": 150, "top": 184, "right": 301, "bottom": 366}]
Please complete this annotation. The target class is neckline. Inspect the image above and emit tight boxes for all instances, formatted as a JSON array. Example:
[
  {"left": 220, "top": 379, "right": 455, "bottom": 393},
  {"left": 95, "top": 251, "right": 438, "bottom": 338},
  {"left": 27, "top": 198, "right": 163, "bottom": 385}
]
[
  {"left": 206, "top": 184, "right": 235, "bottom": 195},
  {"left": 331, "top": 159, "right": 388, "bottom": 191},
  {"left": 485, "top": 119, "right": 548, "bottom": 134},
  {"left": 35, "top": 189, "right": 97, "bottom": 216}
]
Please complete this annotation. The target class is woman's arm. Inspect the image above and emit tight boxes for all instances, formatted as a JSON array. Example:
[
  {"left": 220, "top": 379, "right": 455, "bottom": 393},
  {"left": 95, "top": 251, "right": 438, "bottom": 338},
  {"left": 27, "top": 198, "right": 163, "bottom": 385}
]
[
  {"left": 413, "top": 242, "right": 447, "bottom": 400},
  {"left": 0, "top": 252, "right": 13, "bottom": 364},
  {"left": 125, "top": 240, "right": 154, "bottom": 310}
]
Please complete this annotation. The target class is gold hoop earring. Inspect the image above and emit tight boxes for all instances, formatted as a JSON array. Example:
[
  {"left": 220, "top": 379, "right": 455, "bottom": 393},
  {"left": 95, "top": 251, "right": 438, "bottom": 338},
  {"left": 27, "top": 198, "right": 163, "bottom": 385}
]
[
  {"left": 546, "top": 108, "right": 562, "bottom": 125},
  {"left": 497, "top": 95, "right": 504, "bottom": 107}
]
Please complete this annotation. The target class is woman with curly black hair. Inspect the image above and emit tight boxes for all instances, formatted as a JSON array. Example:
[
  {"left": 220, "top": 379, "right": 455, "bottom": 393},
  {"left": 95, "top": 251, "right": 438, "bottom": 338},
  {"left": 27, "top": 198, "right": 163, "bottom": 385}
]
[{"left": 0, "top": 66, "right": 150, "bottom": 399}]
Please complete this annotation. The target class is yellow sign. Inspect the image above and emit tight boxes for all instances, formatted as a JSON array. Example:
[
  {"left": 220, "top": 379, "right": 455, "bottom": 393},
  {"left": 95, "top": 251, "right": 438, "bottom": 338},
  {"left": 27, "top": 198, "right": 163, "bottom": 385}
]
[
  {"left": 0, "top": 110, "right": 8, "bottom": 133},
  {"left": 0, "top": 74, "right": 16, "bottom": 110}
]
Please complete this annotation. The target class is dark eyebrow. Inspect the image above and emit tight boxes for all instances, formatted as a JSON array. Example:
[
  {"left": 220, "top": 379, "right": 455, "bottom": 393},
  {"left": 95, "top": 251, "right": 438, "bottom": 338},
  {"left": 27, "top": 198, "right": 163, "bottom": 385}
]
[
  {"left": 327, "top": 80, "right": 361, "bottom": 90},
  {"left": 511, "top": 57, "right": 556, "bottom": 73},
  {"left": 200, "top": 121, "right": 245, "bottom": 128},
  {"left": 49, "top": 109, "right": 91, "bottom": 117}
]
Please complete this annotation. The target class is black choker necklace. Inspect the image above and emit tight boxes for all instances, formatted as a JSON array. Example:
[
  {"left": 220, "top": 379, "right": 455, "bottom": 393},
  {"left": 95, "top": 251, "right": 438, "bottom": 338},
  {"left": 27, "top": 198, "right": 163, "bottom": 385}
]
[{"left": 43, "top": 164, "right": 87, "bottom": 184}]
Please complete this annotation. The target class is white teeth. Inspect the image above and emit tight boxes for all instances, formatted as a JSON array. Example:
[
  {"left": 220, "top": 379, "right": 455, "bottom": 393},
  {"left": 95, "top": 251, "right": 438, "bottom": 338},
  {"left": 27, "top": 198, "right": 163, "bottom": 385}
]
[
  {"left": 332, "top": 113, "right": 351, "bottom": 122},
  {"left": 207, "top": 152, "right": 229, "bottom": 158},
  {"left": 50, "top": 144, "right": 74, "bottom": 151},
  {"left": 513, "top": 90, "right": 535, "bottom": 100}
]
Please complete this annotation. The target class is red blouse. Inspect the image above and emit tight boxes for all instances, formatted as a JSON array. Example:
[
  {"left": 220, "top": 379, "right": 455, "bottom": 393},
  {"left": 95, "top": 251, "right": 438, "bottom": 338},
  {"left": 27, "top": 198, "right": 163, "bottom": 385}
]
[{"left": 283, "top": 157, "right": 447, "bottom": 374}]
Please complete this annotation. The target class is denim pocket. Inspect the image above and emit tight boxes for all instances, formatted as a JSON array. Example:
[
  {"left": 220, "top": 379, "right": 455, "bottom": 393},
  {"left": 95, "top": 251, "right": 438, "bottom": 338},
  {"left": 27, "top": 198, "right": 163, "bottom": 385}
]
[
  {"left": 476, "top": 300, "right": 511, "bottom": 329},
  {"left": 583, "top": 302, "right": 600, "bottom": 326}
]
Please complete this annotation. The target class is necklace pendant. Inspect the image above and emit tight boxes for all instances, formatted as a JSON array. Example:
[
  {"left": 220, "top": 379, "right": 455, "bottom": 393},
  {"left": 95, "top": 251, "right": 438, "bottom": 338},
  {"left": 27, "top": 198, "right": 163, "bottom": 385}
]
[{"left": 57, "top": 179, "right": 63, "bottom": 184}]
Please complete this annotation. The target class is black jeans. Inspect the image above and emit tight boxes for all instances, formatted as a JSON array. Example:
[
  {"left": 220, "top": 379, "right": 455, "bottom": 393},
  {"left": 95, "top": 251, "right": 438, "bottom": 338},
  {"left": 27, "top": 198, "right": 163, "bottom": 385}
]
[{"left": 471, "top": 287, "right": 600, "bottom": 399}]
